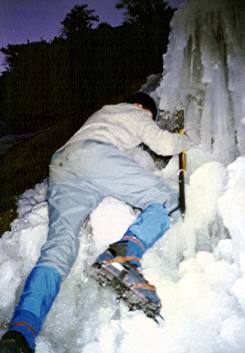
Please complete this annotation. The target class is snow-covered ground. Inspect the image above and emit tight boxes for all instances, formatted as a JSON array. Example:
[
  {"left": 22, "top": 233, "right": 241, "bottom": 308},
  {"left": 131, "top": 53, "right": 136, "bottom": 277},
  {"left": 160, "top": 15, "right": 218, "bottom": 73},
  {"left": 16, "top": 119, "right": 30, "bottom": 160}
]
[{"left": 1, "top": 151, "right": 245, "bottom": 353}]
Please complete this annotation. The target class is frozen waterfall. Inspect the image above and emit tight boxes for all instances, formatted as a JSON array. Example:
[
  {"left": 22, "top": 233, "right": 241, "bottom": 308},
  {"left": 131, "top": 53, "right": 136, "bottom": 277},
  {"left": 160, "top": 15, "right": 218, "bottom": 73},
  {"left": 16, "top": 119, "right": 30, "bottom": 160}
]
[{"left": 157, "top": 0, "right": 245, "bottom": 164}]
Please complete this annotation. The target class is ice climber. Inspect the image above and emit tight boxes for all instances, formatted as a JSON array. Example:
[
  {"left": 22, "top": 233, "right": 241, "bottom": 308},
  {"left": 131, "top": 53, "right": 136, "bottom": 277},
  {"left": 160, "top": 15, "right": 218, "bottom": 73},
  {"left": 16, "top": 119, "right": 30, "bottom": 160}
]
[{"left": 0, "top": 92, "right": 193, "bottom": 353}]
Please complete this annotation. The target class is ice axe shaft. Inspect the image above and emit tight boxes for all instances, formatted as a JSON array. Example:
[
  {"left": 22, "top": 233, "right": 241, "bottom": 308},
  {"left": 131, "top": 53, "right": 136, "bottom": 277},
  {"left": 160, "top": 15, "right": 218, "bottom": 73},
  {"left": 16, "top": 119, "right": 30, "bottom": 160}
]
[
  {"left": 158, "top": 109, "right": 186, "bottom": 219},
  {"left": 178, "top": 131, "right": 186, "bottom": 219}
]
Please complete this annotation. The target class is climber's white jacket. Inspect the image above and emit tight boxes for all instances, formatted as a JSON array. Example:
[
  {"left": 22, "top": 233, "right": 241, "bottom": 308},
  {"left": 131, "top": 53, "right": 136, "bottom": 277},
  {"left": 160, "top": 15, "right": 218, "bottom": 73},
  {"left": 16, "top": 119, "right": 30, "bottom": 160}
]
[{"left": 59, "top": 103, "right": 191, "bottom": 156}]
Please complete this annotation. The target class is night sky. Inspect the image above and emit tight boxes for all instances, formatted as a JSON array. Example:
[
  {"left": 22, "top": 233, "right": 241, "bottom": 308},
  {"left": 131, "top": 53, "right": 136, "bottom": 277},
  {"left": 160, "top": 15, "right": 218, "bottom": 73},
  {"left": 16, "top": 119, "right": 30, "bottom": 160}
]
[
  {"left": 0, "top": 0, "right": 124, "bottom": 73},
  {"left": 0, "top": 0, "right": 183, "bottom": 74}
]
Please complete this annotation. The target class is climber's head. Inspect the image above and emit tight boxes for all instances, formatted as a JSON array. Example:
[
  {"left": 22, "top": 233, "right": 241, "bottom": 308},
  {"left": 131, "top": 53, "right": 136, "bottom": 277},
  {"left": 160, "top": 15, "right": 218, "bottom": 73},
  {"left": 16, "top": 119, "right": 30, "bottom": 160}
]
[{"left": 126, "top": 92, "right": 157, "bottom": 121}]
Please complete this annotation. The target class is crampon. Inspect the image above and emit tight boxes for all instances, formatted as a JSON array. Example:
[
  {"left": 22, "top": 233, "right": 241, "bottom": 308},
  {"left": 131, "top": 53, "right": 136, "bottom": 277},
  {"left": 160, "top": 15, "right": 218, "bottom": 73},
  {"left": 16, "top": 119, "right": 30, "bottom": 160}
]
[{"left": 91, "top": 251, "right": 163, "bottom": 323}]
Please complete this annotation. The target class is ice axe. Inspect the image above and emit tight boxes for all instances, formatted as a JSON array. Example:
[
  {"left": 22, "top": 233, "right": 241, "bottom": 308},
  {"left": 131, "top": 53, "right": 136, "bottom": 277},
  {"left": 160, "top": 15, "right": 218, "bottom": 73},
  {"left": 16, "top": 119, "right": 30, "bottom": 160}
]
[
  {"left": 160, "top": 109, "right": 186, "bottom": 220},
  {"left": 174, "top": 110, "right": 186, "bottom": 219}
]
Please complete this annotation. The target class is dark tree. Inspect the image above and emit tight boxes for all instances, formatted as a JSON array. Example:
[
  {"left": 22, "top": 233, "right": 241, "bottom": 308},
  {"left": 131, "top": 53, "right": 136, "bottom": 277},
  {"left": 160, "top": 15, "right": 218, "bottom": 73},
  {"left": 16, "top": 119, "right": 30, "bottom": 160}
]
[
  {"left": 97, "top": 22, "right": 112, "bottom": 29},
  {"left": 115, "top": 0, "right": 173, "bottom": 27},
  {"left": 61, "top": 4, "right": 99, "bottom": 38},
  {"left": 1, "top": 45, "right": 20, "bottom": 70}
]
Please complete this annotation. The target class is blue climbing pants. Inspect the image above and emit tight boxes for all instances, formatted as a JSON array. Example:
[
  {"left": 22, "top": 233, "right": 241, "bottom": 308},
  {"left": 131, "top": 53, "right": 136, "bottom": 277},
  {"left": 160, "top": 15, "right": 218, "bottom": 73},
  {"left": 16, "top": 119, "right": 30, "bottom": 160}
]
[{"left": 10, "top": 140, "right": 178, "bottom": 350}]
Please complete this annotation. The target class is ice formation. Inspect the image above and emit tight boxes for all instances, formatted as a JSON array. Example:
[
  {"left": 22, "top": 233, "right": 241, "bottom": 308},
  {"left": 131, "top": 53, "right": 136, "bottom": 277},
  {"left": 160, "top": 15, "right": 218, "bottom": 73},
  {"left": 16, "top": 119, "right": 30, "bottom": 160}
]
[
  {"left": 157, "top": 0, "right": 245, "bottom": 164},
  {"left": 1, "top": 157, "right": 245, "bottom": 353},
  {"left": 1, "top": 1, "right": 245, "bottom": 353}
]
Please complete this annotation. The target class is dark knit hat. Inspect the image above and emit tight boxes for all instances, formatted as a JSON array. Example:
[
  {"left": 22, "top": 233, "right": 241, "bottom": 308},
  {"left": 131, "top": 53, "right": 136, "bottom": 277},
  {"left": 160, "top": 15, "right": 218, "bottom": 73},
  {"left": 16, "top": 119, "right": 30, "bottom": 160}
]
[{"left": 126, "top": 92, "right": 157, "bottom": 120}]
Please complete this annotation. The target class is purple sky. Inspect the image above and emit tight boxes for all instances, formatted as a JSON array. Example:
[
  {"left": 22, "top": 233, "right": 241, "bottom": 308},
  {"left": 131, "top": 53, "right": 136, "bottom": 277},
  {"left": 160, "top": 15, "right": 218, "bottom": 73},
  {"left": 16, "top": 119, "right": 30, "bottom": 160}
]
[
  {"left": 0, "top": 0, "right": 124, "bottom": 73},
  {"left": 166, "top": 0, "right": 186, "bottom": 8},
  {"left": 0, "top": 0, "right": 183, "bottom": 74}
]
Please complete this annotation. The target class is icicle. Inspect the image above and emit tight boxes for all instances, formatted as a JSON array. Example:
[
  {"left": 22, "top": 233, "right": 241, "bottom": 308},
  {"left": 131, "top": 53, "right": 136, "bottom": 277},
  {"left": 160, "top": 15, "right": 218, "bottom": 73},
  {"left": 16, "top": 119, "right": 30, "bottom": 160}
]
[{"left": 156, "top": 0, "right": 245, "bottom": 165}]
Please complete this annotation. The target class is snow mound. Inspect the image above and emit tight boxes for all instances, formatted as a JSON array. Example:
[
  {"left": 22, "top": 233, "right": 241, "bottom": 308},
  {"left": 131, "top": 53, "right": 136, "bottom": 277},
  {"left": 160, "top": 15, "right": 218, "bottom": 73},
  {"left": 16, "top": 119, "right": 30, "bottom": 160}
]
[
  {"left": 218, "top": 156, "right": 245, "bottom": 273},
  {"left": 1, "top": 156, "right": 245, "bottom": 353}
]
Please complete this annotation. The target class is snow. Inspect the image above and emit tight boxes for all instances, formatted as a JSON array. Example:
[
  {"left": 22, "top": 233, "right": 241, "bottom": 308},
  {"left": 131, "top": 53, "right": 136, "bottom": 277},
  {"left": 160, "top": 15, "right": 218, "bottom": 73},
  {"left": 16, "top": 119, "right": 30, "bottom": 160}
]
[
  {"left": 90, "top": 197, "right": 136, "bottom": 252},
  {"left": 1, "top": 154, "right": 245, "bottom": 353},
  {"left": 218, "top": 157, "right": 245, "bottom": 273},
  {"left": 1, "top": 0, "right": 245, "bottom": 352}
]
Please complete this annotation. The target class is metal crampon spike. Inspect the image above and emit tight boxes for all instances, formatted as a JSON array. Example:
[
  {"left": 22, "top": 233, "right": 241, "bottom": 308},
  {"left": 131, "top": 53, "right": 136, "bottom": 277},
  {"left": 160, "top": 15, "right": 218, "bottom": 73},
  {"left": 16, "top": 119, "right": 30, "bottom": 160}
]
[{"left": 90, "top": 261, "right": 163, "bottom": 323}]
